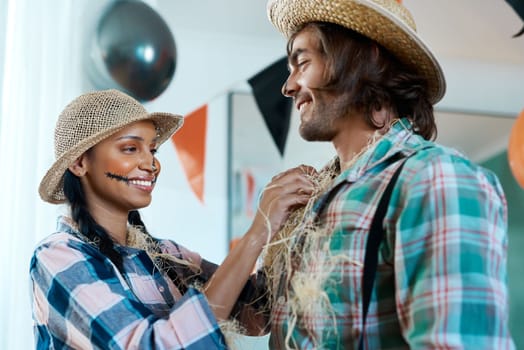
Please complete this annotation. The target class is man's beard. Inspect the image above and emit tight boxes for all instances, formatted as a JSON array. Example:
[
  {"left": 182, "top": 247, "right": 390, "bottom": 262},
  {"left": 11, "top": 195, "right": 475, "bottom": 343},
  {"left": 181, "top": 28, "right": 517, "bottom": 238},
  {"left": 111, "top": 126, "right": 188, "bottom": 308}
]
[{"left": 299, "top": 92, "right": 350, "bottom": 142}]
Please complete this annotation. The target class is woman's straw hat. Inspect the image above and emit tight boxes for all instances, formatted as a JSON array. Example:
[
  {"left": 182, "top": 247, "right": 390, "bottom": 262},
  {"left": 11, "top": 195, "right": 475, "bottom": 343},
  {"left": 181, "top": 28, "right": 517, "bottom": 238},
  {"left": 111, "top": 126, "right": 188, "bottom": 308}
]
[
  {"left": 267, "top": 0, "right": 446, "bottom": 104},
  {"left": 39, "top": 89, "right": 183, "bottom": 204}
]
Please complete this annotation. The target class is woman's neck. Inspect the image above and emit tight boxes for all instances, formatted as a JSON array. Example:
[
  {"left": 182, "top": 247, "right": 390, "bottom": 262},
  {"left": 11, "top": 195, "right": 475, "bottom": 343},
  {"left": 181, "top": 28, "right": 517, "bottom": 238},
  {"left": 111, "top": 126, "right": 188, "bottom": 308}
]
[{"left": 87, "top": 203, "right": 129, "bottom": 245}]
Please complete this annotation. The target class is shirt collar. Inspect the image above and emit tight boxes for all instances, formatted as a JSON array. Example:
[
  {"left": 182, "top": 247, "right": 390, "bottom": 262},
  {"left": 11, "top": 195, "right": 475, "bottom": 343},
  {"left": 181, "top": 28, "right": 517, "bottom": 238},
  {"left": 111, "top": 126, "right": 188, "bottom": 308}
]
[
  {"left": 330, "top": 118, "right": 425, "bottom": 185},
  {"left": 56, "top": 215, "right": 144, "bottom": 255}
]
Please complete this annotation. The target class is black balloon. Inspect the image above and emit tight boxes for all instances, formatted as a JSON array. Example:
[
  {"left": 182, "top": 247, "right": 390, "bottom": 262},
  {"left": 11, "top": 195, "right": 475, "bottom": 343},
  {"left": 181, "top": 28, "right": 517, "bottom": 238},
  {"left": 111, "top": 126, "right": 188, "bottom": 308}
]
[
  {"left": 505, "top": 0, "right": 524, "bottom": 37},
  {"left": 91, "top": 1, "right": 176, "bottom": 101}
]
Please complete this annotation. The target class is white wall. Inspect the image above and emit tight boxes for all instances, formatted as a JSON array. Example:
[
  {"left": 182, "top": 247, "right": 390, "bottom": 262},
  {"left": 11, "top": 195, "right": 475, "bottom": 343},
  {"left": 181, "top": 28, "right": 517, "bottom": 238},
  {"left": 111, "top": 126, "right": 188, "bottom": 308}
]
[{"left": 1, "top": 1, "right": 523, "bottom": 349}]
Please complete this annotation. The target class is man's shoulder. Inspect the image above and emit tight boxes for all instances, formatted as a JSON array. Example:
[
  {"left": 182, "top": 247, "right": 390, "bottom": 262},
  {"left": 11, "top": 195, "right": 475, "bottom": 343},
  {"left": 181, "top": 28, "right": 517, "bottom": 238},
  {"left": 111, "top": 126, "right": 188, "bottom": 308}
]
[
  {"left": 404, "top": 141, "right": 475, "bottom": 168},
  {"left": 401, "top": 141, "right": 504, "bottom": 191}
]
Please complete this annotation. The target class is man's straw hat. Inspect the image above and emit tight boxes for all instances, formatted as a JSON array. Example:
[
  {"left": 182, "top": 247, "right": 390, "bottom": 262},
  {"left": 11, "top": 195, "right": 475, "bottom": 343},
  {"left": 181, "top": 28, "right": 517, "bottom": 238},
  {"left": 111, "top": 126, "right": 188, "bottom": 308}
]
[
  {"left": 267, "top": 0, "right": 446, "bottom": 104},
  {"left": 39, "top": 89, "right": 183, "bottom": 204}
]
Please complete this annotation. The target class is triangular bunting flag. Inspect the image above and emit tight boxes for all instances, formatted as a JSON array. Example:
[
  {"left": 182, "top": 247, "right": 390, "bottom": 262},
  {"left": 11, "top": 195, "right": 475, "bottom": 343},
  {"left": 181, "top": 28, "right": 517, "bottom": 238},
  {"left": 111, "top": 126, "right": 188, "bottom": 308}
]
[
  {"left": 171, "top": 104, "right": 207, "bottom": 203},
  {"left": 245, "top": 170, "right": 255, "bottom": 218},
  {"left": 248, "top": 56, "right": 292, "bottom": 156}
]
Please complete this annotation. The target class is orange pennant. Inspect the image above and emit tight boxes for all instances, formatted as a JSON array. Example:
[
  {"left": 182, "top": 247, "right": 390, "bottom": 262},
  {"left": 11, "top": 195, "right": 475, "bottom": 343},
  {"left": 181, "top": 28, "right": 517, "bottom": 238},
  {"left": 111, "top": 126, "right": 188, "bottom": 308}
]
[
  {"left": 171, "top": 104, "right": 207, "bottom": 203},
  {"left": 230, "top": 237, "right": 241, "bottom": 251},
  {"left": 245, "top": 170, "right": 255, "bottom": 218},
  {"left": 508, "top": 108, "right": 524, "bottom": 188}
]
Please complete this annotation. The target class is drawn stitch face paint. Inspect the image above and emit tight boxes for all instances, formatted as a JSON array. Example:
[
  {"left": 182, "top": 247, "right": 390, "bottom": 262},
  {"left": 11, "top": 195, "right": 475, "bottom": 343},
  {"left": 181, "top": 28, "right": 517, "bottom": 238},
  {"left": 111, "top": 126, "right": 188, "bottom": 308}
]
[{"left": 105, "top": 172, "right": 130, "bottom": 183}]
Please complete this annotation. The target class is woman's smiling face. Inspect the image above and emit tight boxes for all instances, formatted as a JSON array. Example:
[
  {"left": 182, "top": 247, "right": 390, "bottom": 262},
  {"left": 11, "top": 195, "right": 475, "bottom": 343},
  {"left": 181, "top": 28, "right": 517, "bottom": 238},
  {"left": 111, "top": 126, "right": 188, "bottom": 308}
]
[{"left": 76, "top": 120, "right": 161, "bottom": 215}]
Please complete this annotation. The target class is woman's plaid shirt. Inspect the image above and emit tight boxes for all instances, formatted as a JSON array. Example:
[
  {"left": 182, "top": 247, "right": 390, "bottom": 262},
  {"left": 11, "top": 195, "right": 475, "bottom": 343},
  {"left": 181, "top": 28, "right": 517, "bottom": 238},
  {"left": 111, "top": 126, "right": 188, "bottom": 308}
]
[{"left": 30, "top": 218, "right": 227, "bottom": 349}]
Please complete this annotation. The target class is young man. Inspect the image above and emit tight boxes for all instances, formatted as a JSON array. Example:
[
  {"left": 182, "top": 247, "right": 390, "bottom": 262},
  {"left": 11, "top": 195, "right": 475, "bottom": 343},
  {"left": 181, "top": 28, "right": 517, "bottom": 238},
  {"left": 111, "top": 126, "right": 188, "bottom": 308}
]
[{"left": 263, "top": 0, "right": 516, "bottom": 348}]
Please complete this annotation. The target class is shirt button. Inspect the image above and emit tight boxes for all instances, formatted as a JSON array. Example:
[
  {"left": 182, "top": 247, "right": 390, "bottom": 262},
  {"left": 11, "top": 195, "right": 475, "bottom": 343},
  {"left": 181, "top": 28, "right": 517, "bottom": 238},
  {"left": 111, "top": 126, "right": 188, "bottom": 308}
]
[{"left": 158, "top": 286, "right": 165, "bottom": 292}]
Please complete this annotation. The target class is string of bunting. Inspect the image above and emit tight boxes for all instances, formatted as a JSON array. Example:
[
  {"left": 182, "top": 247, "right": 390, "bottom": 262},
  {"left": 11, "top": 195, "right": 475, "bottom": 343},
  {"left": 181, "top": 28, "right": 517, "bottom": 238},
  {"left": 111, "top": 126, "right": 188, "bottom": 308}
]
[{"left": 169, "top": 0, "right": 524, "bottom": 203}]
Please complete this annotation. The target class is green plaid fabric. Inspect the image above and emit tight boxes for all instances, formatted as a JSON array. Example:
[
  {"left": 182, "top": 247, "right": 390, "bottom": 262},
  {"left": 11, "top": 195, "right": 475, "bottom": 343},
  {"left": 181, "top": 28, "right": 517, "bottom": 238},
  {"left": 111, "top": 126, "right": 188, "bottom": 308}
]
[{"left": 269, "top": 119, "right": 515, "bottom": 349}]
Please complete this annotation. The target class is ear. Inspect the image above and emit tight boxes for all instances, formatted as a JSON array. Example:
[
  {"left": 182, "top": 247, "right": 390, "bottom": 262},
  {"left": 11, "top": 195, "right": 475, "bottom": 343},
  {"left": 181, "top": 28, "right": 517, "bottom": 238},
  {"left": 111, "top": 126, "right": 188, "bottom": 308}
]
[
  {"left": 371, "top": 107, "right": 393, "bottom": 131},
  {"left": 68, "top": 154, "right": 87, "bottom": 177}
]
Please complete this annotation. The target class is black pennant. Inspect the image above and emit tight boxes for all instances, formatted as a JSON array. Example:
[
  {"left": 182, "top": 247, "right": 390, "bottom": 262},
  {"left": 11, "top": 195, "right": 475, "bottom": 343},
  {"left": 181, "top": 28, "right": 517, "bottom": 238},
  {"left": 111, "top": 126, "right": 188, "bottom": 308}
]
[
  {"left": 506, "top": 0, "right": 524, "bottom": 37},
  {"left": 248, "top": 57, "right": 292, "bottom": 157}
]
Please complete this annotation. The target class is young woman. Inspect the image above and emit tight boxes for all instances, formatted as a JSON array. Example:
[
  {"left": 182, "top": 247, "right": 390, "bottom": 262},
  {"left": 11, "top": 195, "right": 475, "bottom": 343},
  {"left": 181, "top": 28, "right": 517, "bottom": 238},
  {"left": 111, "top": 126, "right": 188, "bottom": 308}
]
[{"left": 31, "top": 89, "right": 316, "bottom": 349}]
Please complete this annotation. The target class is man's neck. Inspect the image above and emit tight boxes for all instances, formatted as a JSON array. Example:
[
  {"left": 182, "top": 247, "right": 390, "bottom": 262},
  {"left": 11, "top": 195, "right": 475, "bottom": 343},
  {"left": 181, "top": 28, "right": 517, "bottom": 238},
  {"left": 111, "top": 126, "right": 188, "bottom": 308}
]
[
  {"left": 332, "top": 121, "right": 379, "bottom": 171},
  {"left": 333, "top": 109, "right": 393, "bottom": 171}
]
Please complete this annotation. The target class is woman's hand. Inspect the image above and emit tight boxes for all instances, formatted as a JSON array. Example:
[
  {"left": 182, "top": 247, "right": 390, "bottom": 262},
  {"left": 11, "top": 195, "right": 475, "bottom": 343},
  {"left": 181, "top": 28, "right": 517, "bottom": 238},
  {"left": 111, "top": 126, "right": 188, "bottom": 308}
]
[
  {"left": 249, "top": 165, "right": 317, "bottom": 244},
  {"left": 203, "top": 165, "right": 317, "bottom": 323}
]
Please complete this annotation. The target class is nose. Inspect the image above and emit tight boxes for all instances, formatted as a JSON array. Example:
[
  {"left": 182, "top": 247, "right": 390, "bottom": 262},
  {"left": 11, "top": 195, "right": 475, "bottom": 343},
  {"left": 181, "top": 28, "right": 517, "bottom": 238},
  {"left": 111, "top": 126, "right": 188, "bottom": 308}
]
[
  {"left": 282, "top": 74, "right": 298, "bottom": 97},
  {"left": 140, "top": 153, "right": 160, "bottom": 174},
  {"left": 151, "top": 158, "right": 159, "bottom": 173}
]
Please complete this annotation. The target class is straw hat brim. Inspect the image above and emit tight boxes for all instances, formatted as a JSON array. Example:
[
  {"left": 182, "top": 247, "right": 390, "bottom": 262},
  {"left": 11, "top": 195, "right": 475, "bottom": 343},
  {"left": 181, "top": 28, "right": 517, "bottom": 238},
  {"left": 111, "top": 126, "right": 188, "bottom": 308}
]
[
  {"left": 39, "top": 112, "right": 183, "bottom": 204},
  {"left": 267, "top": 0, "right": 446, "bottom": 104}
]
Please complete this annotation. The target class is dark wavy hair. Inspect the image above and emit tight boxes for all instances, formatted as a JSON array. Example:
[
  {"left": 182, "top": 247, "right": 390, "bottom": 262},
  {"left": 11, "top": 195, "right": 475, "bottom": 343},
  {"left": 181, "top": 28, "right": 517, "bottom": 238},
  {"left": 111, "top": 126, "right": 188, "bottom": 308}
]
[{"left": 287, "top": 22, "right": 437, "bottom": 140}]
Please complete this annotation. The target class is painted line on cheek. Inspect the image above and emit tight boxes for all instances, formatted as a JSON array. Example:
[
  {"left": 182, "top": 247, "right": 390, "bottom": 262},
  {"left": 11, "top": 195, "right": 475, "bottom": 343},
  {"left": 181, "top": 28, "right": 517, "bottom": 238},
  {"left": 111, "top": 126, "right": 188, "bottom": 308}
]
[{"left": 105, "top": 172, "right": 130, "bottom": 184}]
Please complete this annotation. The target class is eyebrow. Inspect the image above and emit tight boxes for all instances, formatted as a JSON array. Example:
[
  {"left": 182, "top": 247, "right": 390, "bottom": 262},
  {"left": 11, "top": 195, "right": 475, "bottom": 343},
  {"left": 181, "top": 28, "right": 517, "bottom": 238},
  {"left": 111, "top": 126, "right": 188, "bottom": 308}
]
[
  {"left": 115, "top": 135, "right": 160, "bottom": 143},
  {"left": 289, "top": 48, "right": 308, "bottom": 66}
]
